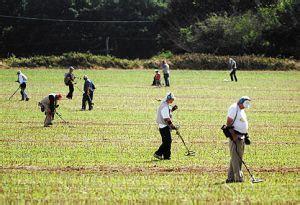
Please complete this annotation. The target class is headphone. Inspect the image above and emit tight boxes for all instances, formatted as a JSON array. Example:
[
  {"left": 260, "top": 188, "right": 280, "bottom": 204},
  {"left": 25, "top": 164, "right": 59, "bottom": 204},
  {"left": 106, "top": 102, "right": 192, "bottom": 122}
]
[
  {"left": 238, "top": 96, "right": 251, "bottom": 108},
  {"left": 166, "top": 92, "right": 174, "bottom": 100}
]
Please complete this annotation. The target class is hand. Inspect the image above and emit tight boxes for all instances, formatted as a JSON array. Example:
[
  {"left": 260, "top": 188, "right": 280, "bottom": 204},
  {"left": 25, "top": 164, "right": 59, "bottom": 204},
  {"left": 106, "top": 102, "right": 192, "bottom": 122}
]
[
  {"left": 171, "top": 105, "right": 178, "bottom": 112},
  {"left": 15, "top": 80, "right": 19, "bottom": 83},
  {"left": 55, "top": 105, "right": 59, "bottom": 108}
]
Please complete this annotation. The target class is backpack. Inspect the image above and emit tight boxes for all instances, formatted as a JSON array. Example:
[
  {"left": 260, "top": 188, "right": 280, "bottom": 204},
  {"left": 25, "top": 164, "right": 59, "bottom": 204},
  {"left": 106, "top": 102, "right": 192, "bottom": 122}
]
[{"left": 64, "top": 73, "right": 70, "bottom": 85}]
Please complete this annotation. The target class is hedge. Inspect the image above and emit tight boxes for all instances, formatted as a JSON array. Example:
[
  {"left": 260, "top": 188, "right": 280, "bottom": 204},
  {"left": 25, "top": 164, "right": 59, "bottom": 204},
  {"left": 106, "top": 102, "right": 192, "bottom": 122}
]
[{"left": 3, "top": 52, "right": 298, "bottom": 70}]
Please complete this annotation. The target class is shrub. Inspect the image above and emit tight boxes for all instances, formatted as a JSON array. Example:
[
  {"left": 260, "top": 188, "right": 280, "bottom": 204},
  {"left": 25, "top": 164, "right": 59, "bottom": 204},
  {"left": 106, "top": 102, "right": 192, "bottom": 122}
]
[{"left": 4, "top": 52, "right": 298, "bottom": 70}]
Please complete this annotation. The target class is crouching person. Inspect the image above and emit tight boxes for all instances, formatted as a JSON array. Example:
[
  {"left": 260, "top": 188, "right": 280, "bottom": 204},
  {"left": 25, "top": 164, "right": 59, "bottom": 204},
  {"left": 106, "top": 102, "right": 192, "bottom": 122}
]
[
  {"left": 39, "top": 93, "right": 62, "bottom": 127},
  {"left": 154, "top": 92, "right": 178, "bottom": 160},
  {"left": 152, "top": 70, "right": 161, "bottom": 86},
  {"left": 225, "top": 96, "right": 251, "bottom": 183}
]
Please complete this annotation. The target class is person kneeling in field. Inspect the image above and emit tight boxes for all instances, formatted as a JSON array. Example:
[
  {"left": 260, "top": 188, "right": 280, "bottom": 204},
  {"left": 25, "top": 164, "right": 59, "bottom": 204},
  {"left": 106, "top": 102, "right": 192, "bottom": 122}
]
[
  {"left": 38, "top": 93, "right": 62, "bottom": 127},
  {"left": 151, "top": 69, "right": 161, "bottom": 87},
  {"left": 154, "top": 92, "right": 178, "bottom": 160},
  {"left": 223, "top": 96, "right": 251, "bottom": 183}
]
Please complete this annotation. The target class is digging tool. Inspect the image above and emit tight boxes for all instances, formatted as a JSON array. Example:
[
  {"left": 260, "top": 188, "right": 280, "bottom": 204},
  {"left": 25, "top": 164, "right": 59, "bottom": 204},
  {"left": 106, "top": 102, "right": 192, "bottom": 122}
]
[
  {"left": 9, "top": 87, "right": 20, "bottom": 100},
  {"left": 175, "top": 130, "right": 195, "bottom": 156},
  {"left": 233, "top": 141, "right": 263, "bottom": 183}
]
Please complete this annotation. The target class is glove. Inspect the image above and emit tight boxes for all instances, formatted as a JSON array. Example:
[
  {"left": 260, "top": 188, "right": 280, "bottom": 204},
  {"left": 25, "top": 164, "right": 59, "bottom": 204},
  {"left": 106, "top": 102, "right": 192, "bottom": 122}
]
[
  {"left": 55, "top": 105, "right": 59, "bottom": 108},
  {"left": 171, "top": 105, "right": 178, "bottom": 112},
  {"left": 245, "top": 133, "right": 251, "bottom": 145}
]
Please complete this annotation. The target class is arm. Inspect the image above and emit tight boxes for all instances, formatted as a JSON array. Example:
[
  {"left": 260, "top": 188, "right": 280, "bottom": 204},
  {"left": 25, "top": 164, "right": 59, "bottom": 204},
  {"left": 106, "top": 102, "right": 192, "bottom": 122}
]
[
  {"left": 227, "top": 116, "right": 238, "bottom": 141},
  {"left": 164, "top": 118, "right": 177, "bottom": 130},
  {"left": 49, "top": 95, "right": 55, "bottom": 113}
]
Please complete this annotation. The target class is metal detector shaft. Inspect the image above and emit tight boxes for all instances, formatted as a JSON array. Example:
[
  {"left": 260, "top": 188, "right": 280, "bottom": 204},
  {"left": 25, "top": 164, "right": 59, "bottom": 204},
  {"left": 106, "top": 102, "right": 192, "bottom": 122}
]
[
  {"left": 9, "top": 87, "right": 20, "bottom": 100},
  {"left": 176, "top": 131, "right": 195, "bottom": 156},
  {"left": 55, "top": 112, "right": 68, "bottom": 123},
  {"left": 75, "top": 85, "right": 94, "bottom": 105},
  {"left": 233, "top": 141, "right": 262, "bottom": 183}
]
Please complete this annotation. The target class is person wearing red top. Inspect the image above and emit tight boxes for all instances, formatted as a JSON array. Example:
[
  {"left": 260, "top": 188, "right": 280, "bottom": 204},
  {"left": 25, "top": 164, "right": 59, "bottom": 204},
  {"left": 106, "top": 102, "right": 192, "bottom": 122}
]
[{"left": 152, "top": 70, "right": 161, "bottom": 86}]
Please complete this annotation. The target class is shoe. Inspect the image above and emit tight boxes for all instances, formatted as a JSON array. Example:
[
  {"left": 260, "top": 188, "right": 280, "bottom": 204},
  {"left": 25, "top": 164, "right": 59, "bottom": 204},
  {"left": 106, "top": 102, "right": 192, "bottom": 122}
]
[
  {"left": 89, "top": 107, "right": 93, "bottom": 111},
  {"left": 163, "top": 158, "right": 171, "bottom": 160},
  {"left": 81, "top": 108, "right": 86, "bottom": 111},
  {"left": 225, "top": 179, "right": 234, "bottom": 183},
  {"left": 153, "top": 153, "right": 163, "bottom": 160},
  {"left": 25, "top": 98, "right": 29, "bottom": 101}
]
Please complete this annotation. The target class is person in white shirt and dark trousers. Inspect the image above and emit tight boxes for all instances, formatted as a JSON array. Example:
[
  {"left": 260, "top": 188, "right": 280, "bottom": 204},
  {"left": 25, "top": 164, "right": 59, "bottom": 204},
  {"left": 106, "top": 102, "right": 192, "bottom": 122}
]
[
  {"left": 226, "top": 96, "right": 251, "bottom": 183},
  {"left": 16, "top": 70, "right": 29, "bottom": 101},
  {"left": 154, "top": 92, "right": 178, "bottom": 160},
  {"left": 228, "top": 58, "right": 238, "bottom": 82}
]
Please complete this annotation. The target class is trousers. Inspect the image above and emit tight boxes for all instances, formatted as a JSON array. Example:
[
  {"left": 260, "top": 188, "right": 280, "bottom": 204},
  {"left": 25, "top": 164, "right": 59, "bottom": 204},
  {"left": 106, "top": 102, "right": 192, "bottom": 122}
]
[
  {"left": 155, "top": 126, "right": 172, "bottom": 159},
  {"left": 227, "top": 138, "right": 245, "bottom": 182},
  {"left": 230, "top": 70, "right": 237, "bottom": 82}
]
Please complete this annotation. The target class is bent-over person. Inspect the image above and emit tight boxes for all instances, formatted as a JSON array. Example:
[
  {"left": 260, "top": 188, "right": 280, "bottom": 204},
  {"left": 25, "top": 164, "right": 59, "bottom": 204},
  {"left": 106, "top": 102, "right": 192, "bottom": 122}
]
[{"left": 39, "top": 93, "right": 62, "bottom": 127}]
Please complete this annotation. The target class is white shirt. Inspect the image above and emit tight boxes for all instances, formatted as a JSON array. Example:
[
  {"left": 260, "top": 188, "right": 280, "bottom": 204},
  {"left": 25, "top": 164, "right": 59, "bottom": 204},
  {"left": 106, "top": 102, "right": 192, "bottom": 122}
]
[
  {"left": 158, "top": 105, "right": 171, "bottom": 128},
  {"left": 162, "top": 63, "right": 170, "bottom": 74},
  {"left": 18, "top": 73, "right": 27, "bottom": 84},
  {"left": 227, "top": 103, "right": 248, "bottom": 134}
]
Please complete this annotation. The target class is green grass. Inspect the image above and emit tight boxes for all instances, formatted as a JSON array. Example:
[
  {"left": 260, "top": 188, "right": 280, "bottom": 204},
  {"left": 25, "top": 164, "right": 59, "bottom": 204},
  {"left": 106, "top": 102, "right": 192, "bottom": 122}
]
[{"left": 0, "top": 68, "right": 299, "bottom": 203}]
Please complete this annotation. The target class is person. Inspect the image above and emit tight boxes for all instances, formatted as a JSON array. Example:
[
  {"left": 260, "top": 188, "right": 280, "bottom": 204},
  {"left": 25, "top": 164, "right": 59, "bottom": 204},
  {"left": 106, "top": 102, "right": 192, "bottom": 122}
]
[
  {"left": 38, "top": 93, "right": 62, "bottom": 127},
  {"left": 154, "top": 92, "right": 178, "bottom": 160},
  {"left": 16, "top": 70, "right": 29, "bottom": 101},
  {"left": 82, "top": 75, "right": 95, "bottom": 111},
  {"left": 228, "top": 58, "right": 237, "bottom": 82},
  {"left": 225, "top": 96, "right": 251, "bottom": 183},
  {"left": 161, "top": 60, "right": 170, "bottom": 86},
  {"left": 64, "top": 66, "right": 76, "bottom": 99},
  {"left": 152, "top": 69, "right": 161, "bottom": 86}
]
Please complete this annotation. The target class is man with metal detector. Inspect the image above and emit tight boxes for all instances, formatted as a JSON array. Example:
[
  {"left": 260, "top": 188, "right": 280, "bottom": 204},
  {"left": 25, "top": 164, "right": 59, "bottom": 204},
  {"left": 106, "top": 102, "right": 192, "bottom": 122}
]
[
  {"left": 64, "top": 66, "right": 76, "bottom": 99},
  {"left": 81, "top": 75, "right": 95, "bottom": 111},
  {"left": 161, "top": 60, "right": 170, "bottom": 87},
  {"left": 154, "top": 92, "right": 178, "bottom": 160},
  {"left": 38, "top": 93, "right": 62, "bottom": 127},
  {"left": 223, "top": 96, "right": 252, "bottom": 183},
  {"left": 228, "top": 58, "right": 238, "bottom": 82},
  {"left": 16, "top": 70, "right": 29, "bottom": 101}
]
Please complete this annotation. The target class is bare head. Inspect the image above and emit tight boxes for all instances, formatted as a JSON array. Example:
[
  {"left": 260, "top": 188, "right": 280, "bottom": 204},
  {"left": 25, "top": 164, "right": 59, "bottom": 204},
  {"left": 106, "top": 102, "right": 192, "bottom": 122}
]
[
  {"left": 83, "top": 75, "right": 88, "bottom": 80},
  {"left": 69, "top": 66, "right": 74, "bottom": 73},
  {"left": 56, "top": 93, "right": 63, "bottom": 100}
]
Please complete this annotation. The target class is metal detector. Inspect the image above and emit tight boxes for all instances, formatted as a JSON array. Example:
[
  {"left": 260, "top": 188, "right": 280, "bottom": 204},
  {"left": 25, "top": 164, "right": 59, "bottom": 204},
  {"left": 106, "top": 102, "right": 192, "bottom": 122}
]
[
  {"left": 176, "top": 131, "right": 195, "bottom": 156},
  {"left": 55, "top": 112, "right": 68, "bottom": 124},
  {"left": 74, "top": 85, "right": 94, "bottom": 105},
  {"left": 9, "top": 87, "right": 20, "bottom": 100},
  {"left": 234, "top": 141, "right": 263, "bottom": 183}
]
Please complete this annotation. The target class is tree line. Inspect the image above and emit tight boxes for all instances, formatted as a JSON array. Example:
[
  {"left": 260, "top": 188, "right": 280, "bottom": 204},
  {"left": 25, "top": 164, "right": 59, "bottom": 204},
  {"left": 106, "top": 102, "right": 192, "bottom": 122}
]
[{"left": 0, "top": 0, "right": 299, "bottom": 59}]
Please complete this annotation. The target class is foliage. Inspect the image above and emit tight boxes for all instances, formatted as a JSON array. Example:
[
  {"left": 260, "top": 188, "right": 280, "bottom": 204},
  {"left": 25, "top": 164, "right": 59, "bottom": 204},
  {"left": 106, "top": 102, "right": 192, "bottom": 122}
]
[
  {"left": 159, "top": 0, "right": 299, "bottom": 58},
  {"left": 4, "top": 52, "right": 298, "bottom": 70}
]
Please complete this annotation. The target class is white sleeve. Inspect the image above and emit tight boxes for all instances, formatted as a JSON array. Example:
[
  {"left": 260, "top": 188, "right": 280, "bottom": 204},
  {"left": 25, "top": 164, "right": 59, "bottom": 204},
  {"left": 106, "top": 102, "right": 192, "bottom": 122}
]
[
  {"left": 18, "top": 75, "right": 24, "bottom": 84},
  {"left": 161, "top": 106, "right": 170, "bottom": 119},
  {"left": 227, "top": 106, "right": 237, "bottom": 119}
]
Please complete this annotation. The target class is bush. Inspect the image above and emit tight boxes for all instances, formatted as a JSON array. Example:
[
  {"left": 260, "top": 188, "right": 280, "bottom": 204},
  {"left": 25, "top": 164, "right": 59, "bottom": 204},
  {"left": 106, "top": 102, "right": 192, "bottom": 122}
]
[{"left": 4, "top": 52, "right": 298, "bottom": 70}]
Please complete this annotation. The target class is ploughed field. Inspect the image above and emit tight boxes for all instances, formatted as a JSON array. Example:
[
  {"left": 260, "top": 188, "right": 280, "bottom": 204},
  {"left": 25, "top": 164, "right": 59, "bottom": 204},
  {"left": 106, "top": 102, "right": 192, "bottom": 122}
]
[{"left": 0, "top": 69, "right": 299, "bottom": 203}]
